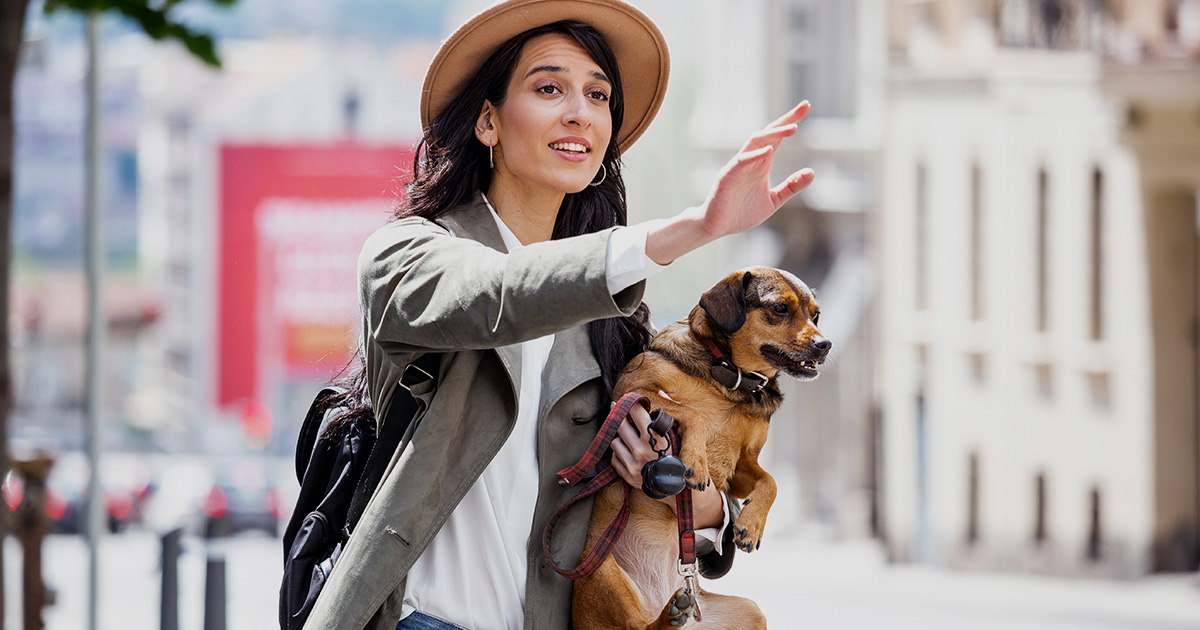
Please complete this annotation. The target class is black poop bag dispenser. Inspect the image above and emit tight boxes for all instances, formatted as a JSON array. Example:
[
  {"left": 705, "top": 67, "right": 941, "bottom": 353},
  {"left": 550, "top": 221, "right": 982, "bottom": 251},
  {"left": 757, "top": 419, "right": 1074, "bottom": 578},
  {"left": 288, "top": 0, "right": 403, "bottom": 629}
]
[{"left": 640, "top": 409, "right": 688, "bottom": 500}]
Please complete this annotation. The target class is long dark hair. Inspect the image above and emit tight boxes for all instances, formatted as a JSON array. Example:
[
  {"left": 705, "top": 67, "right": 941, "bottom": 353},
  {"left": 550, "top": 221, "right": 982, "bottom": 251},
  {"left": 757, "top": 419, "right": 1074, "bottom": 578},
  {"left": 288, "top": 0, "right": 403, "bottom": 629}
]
[{"left": 329, "top": 21, "right": 652, "bottom": 431}]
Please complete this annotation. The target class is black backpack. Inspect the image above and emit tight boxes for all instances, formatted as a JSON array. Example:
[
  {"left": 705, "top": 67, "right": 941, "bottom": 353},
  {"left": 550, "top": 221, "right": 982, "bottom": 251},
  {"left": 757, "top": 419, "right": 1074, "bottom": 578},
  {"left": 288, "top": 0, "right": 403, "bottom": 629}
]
[{"left": 279, "top": 354, "right": 439, "bottom": 630}]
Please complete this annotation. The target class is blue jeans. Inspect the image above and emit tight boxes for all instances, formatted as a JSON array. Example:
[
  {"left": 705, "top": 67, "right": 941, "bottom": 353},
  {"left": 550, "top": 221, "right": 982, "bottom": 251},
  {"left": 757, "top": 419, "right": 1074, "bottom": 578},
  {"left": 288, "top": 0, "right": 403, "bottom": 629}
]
[{"left": 396, "top": 611, "right": 469, "bottom": 630}]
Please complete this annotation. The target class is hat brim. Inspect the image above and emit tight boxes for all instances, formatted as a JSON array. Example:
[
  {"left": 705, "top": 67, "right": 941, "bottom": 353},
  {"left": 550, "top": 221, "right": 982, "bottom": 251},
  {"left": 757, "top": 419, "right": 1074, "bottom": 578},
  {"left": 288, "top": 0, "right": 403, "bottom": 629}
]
[{"left": 421, "top": 0, "right": 669, "bottom": 154}]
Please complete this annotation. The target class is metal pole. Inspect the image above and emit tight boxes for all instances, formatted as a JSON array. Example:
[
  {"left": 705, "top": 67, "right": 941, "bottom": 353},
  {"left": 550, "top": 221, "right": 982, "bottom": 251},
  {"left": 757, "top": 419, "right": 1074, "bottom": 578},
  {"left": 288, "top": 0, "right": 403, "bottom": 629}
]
[
  {"left": 203, "top": 550, "right": 227, "bottom": 630},
  {"left": 13, "top": 456, "right": 54, "bottom": 630},
  {"left": 84, "top": 12, "right": 105, "bottom": 630},
  {"left": 160, "top": 528, "right": 181, "bottom": 630}
]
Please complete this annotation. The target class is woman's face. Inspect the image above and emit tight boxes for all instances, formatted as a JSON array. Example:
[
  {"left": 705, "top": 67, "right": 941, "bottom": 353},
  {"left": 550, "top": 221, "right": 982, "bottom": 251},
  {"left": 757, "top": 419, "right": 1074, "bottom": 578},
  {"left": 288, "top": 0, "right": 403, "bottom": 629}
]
[{"left": 486, "top": 33, "right": 613, "bottom": 197}]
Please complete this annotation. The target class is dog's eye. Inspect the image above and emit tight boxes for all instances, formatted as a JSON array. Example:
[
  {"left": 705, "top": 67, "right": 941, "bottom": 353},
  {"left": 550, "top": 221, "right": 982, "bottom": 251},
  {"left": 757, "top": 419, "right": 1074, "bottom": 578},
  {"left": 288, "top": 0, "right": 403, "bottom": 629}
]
[
  {"left": 812, "top": 312, "right": 820, "bottom": 326},
  {"left": 772, "top": 303, "right": 789, "bottom": 315}
]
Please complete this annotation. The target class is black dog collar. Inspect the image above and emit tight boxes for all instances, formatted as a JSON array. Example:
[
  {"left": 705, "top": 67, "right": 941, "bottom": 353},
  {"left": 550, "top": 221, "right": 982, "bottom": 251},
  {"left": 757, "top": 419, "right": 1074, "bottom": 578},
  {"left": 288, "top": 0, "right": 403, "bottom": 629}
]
[{"left": 697, "top": 335, "right": 770, "bottom": 394}]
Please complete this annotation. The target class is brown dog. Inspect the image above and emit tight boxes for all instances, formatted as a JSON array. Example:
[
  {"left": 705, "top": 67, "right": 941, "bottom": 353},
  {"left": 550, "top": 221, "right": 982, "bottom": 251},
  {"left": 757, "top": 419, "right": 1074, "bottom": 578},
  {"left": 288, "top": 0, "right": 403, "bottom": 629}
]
[{"left": 572, "top": 266, "right": 831, "bottom": 630}]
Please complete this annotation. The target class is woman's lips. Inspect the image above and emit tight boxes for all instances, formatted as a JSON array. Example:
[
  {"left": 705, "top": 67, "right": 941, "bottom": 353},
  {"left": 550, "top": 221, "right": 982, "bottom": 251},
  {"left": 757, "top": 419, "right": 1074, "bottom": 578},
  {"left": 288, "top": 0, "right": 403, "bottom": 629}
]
[{"left": 549, "top": 141, "right": 590, "bottom": 162}]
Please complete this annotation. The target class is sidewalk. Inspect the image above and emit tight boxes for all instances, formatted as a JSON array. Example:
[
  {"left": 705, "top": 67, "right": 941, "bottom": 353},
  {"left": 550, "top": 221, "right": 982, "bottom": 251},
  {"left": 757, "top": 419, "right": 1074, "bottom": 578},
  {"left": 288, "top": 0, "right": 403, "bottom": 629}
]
[
  {"left": 4, "top": 532, "right": 280, "bottom": 630},
  {"left": 723, "top": 536, "right": 1200, "bottom": 629},
  {"left": 5, "top": 531, "right": 1200, "bottom": 629}
]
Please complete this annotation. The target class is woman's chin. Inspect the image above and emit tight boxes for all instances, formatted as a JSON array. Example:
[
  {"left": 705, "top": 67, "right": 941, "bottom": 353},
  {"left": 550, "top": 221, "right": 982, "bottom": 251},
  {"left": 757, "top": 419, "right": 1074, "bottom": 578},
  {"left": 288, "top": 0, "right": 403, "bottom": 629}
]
[{"left": 553, "top": 176, "right": 596, "bottom": 195}]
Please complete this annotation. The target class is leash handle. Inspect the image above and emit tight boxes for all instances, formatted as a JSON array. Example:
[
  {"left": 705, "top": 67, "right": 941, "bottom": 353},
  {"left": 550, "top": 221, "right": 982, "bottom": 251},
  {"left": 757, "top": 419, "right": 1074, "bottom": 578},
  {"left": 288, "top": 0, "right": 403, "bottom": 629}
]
[
  {"left": 555, "top": 393, "right": 649, "bottom": 486},
  {"left": 543, "top": 392, "right": 648, "bottom": 580},
  {"left": 542, "top": 468, "right": 630, "bottom": 580}
]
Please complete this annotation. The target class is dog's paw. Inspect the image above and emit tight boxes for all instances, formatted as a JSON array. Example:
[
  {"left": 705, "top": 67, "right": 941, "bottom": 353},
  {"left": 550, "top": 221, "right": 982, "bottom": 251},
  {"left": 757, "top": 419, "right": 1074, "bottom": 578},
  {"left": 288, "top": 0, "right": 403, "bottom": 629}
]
[
  {"left": 681, "top": 462, "right": 710, "bottom": 492},
  {"left": 659, "top": 587, "right": 697, "bottom": 628},
  {"left": 732, "top": 516, "right": 765, "bottom": 553}
]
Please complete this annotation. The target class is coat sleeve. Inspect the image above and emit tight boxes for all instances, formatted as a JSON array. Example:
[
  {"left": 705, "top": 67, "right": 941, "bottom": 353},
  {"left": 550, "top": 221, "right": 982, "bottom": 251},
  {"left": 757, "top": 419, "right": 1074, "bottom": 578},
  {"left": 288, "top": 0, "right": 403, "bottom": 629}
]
[
  {"left": 358, "top": 217, "right": 645, "bottom": 354},
  {"left": 697, "top": 495, "right": 741, "bottom": 579}
]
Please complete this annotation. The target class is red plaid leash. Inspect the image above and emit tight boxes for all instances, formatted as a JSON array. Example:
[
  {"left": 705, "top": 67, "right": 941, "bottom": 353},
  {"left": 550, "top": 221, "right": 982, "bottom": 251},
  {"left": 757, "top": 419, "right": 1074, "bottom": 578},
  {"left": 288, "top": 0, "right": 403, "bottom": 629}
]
[
  {"left": 667, "top": 430, "right": 702, "bottom": 621},
  {"left": 671, "top": 429, "right": 697, "bottom": 566},
  {"left": 543, "top": 393, "right": 648, "bottom": 580},
  {"left": 542, "top": 392, "right": 699, "bottom": 582}
]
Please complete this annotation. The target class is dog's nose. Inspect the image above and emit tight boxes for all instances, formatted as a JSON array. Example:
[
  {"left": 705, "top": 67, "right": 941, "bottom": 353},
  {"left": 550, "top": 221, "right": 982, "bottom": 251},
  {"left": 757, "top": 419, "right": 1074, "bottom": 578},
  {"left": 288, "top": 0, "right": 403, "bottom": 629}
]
[{"left": 814, "top": 337, "right": 832, "bottom": 354}]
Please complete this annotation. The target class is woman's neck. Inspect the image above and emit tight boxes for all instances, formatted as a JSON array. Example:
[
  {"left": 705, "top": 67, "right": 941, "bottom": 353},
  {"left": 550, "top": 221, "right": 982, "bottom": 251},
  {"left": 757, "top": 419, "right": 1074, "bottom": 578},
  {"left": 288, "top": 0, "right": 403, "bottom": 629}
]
[{"left": 484, "top": 178, "right": 564, "bottom": 245}]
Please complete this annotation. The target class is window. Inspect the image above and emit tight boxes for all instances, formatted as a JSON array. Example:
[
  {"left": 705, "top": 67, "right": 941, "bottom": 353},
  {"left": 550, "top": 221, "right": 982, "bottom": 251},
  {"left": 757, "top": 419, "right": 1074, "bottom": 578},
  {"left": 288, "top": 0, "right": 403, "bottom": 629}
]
[
  {"left": 967, "top": 452, "right": 981, "bottom": 544},
  {"left": 1087, "top": 487, "right": 1102, "bottom": 560},
  {"left": 787, "top": 5, "right": 816, "bottom": 111},
  {"left": 1035, "top": 0, "right": 1068, "bottom": 49},
  {"left": 1087, "top": 372, "right": 1111, "bottom": 409},
  {"left": 787, "top": 0, "right": 857, "bottom": 117},
  {"left": 1036, "top": 167, "right": 1050, "bottom": 331},
  {"left": 968, "top": 352, "right": 988, "bottom": 385},
  {"left": 1034, "top": 473, "right": 1049, "bottom": 544},
  {"left": 1090, "top": 168, "right": 1104, "bottom": 340},
  {"left": 916, "top": 161, "right": 929, "bottom": 311},
  {"left": 1034, "top": 363, "right": 1054, "bottom": 401},
  {"left": 970, "top": 162, "right": 984, "bottom": 320}
]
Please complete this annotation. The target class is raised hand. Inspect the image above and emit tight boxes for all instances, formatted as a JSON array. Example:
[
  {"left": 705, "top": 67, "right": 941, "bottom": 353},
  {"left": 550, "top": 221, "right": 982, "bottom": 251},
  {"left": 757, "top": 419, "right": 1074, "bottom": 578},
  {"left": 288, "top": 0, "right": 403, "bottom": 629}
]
[
  {"left": 644, "top": 101, "right": 815, "bottom": 265},
  {"left": 696, "top": 101, "right": 814, "bottom": 238}
]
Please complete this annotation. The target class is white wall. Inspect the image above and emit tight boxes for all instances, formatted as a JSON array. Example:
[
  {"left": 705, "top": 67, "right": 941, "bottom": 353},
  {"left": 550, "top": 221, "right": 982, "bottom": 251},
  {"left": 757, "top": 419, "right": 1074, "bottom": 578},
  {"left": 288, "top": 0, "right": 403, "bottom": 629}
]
[{"left": 879, "top": 51, "right": 1155, "bottom": 573}]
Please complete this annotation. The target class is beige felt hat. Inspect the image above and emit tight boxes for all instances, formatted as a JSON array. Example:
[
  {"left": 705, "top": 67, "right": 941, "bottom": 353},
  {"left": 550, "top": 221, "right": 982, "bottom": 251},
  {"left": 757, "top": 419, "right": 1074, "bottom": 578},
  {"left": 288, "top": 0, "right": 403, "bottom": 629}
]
[{"left": 421, "top": 0, "right": 670, "bottom": 154}]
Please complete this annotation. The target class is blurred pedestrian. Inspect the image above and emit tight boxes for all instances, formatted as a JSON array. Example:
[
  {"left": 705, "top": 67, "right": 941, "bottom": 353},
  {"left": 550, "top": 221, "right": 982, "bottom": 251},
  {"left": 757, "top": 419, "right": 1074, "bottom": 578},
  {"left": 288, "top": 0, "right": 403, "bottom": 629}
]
[{"left": 305, "top": 1, "right": 813, "bottom": 628}]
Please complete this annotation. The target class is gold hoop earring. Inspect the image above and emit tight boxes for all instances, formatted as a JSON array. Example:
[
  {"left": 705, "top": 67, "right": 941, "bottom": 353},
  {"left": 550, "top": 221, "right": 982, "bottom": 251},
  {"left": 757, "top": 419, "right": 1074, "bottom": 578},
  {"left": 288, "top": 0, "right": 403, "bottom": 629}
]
[
  {"left": 489, "top": 144, "right": 494, "bottom": 169},
  {"left": 589, "top": 163, "right": 607, "bottom": 187}
]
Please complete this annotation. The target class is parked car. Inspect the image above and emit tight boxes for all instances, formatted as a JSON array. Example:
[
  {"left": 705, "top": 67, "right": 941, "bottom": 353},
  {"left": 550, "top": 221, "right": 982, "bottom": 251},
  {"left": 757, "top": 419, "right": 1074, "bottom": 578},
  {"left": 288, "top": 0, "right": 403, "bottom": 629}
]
[
  {"left": 2, "top": 452, "right": 153, "bottom": 534},
  {"left": 202, "top": 458, "right": 285, "bottom": 537}
]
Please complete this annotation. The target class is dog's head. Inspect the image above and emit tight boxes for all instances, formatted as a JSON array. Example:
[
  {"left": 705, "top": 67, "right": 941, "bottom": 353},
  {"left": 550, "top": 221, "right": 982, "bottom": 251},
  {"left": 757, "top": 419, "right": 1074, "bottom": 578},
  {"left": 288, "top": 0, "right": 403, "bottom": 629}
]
[{"left": 691, "top": 267, "right": 830, "bottom": 381}]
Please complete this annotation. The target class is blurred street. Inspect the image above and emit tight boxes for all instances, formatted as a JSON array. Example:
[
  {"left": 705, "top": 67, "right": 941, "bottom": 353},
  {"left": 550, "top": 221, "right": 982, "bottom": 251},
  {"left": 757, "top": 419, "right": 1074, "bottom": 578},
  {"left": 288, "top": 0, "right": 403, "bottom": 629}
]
[
  {"left": 5, "top": 529, "right": 1200, "bottom": 630},
  {"left": 6, "top": 0, "right": 1200, "bottom": 628}
]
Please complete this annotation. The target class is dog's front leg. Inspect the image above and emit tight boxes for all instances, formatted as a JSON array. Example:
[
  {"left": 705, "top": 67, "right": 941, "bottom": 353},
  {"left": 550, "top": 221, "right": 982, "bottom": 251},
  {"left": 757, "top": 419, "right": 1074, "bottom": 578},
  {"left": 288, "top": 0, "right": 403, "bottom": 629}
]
[
  {"left": 727, "top": 453, "right": 776, "bottom": 552},
  {"left": 648, "top": 397, "right": 711, "bottom": 492}
]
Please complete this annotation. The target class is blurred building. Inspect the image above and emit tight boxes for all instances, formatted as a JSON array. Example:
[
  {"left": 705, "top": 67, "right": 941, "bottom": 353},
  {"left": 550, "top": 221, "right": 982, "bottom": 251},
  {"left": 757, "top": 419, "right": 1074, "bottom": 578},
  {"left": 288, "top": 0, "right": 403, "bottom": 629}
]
[
  {"left": 877, "top": 0, "right": 1200, "bottom": 576},
  {"left": 11, "top": 27, "right": 162, "bottom": 453},
  {"left": 754, "top": 0, "right": 886, "bottom": 540},
  {"left": 137, "top": 38, "right": 432, "bottom": 454}
]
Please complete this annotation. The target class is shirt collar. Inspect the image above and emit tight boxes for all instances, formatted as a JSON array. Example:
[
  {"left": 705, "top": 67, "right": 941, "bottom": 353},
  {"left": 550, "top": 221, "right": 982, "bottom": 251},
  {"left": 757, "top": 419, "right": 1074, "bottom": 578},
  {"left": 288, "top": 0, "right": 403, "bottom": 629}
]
[{"left": 481, "top": 192, "right": 524, "bottom": 252}]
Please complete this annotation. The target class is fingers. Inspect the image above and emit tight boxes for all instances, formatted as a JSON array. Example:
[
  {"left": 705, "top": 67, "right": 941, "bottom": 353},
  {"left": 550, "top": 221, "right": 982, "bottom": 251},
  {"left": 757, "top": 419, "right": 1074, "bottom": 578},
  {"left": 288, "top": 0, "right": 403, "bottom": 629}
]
[
  {"left": 610, "top": 437, "right": 639, "bottom": 486},
  {"left": 617, "top": 417, "right": 653, "bottom": 461},
  {"left": 611, "top": 405, "right": 658, "bottom": 488},
  {"left": 769, "top": 168, "right": 815, "bottom": 206},
  {"left": 735, "top": 99, "right": 810, "bottom": 158},
  {"left": 724, "top": 145, "right": 774, "bottom": 175},
  {"left": 627, "top": 404, "right": 653, "bottom": 437},
  {"left": 739, "top": 124, "right": 797, "bottom": 155},
  {"left": 766, "top": 100, "right": 811, "bottom": 129}
]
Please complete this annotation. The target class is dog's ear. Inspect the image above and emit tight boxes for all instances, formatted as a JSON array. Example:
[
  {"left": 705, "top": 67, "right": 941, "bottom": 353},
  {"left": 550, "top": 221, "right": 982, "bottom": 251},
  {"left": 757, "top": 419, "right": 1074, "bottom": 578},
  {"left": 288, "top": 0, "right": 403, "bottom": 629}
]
[{"left": 700, "top": 271, "right": 753, "bottom": 334}]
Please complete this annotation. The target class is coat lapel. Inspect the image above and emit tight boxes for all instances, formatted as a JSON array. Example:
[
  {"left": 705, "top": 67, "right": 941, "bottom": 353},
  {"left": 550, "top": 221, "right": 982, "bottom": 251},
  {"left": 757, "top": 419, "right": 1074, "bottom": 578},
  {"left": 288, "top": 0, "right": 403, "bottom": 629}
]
[
  {"left": 437, "top": 195, "right": 522, "bottom": 395},
  {"left": 540, "top": 323, "right": 602, "bottom": 419}
]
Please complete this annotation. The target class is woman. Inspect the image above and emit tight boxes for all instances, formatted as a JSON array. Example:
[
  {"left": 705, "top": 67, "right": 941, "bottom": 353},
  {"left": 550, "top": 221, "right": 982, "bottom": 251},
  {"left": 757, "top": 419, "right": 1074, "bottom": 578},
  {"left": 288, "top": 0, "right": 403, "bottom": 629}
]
[{"left": 306, "top": 1, "right": 813, "bottom": 629}]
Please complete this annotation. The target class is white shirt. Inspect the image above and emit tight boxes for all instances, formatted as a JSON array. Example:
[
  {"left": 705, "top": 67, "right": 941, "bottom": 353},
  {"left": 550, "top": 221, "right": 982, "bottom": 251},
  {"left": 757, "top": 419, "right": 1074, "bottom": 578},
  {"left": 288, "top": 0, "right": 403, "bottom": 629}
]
[{"left": 401, "top": 195, "right": 720, "bottom": 629}]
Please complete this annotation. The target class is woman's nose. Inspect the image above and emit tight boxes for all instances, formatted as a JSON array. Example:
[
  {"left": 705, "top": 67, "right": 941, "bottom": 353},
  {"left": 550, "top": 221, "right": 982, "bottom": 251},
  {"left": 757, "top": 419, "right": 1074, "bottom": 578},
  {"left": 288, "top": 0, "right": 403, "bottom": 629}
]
[{"left": 562, "top": 92, "right": 592, "bottom": 127}]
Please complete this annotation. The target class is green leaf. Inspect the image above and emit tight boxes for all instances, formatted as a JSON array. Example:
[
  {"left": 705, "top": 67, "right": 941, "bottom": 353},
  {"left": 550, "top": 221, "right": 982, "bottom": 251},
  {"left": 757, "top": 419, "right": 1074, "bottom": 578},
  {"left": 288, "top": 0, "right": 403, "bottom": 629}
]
[{"left": 41, "top": 0, "right": 234, "bottom": 68}]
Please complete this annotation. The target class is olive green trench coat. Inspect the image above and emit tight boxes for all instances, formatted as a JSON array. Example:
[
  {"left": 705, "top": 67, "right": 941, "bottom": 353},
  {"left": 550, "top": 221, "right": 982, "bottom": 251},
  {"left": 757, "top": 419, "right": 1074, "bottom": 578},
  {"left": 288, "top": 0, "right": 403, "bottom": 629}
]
[{"left": 303, "top": 196, "right": 646, "bottom": 630}]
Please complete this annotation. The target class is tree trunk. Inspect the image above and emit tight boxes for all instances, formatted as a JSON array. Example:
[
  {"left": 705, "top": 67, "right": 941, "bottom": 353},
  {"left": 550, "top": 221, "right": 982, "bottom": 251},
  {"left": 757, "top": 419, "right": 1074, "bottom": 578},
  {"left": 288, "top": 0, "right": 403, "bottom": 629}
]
[{"left": 1, "top": 0, "right": 30, "bottom": 623}]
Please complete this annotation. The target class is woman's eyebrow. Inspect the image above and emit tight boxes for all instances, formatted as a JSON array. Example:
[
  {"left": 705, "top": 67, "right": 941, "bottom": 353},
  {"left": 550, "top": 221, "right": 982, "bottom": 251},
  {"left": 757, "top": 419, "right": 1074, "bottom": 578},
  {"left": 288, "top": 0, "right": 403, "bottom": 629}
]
[{"left": 524, "top": 65, "right": 611, "bottom": 85}]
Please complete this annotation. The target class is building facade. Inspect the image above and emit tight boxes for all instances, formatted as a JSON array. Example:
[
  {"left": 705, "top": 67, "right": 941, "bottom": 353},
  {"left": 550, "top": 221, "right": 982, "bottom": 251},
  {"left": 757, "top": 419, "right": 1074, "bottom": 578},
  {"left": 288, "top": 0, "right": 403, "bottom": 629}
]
[{"left": 877, "top": 0, "right": 1200, "bottom": 575}]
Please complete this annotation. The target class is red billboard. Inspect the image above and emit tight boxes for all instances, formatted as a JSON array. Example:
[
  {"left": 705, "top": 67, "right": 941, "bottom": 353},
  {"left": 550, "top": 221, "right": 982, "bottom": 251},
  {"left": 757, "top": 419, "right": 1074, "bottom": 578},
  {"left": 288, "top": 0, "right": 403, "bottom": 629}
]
[{"left": 218, "top": 143, "right": 413, "bottom": 409}]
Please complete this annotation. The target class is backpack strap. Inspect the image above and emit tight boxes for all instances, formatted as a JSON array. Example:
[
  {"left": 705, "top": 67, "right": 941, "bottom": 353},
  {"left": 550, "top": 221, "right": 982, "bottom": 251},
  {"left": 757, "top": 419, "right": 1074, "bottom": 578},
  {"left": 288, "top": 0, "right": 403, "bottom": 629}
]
[
  {"left": 345, "top": 353, "right": 441, "bottom": 535},
  {"left": 294, "top": 387, "right": 344, "bottom": 484}
]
